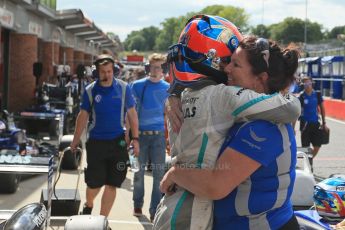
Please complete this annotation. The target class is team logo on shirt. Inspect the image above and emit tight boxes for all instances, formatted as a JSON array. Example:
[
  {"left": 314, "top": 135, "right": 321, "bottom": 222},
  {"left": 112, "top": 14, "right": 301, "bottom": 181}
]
[
  {"left": 337, "top": 186, "right": 345, "bottom": 191},
  {"left": 236, "top": 88, "right": 246, "bottom": 96},
  {"left": 249, "top": 127, "right": 266, "bottom": 142},
  {"left": 182, "top": 97, "right": 199, "bottom": 119},
  {"left": 95, "top": 94, "right": 102, "bottom": 103}
]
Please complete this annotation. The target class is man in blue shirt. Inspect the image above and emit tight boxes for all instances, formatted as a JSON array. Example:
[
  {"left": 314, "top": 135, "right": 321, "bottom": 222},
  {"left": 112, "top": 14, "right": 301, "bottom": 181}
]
[
  {"left": 70, "top": 54, "right": 139, "bottom": 217},
  {"left": 129, "top": 53, "right": 169, "bottom": 222},
  {"left": 298, "top": 76, "right": 329, "bottom": 158}
]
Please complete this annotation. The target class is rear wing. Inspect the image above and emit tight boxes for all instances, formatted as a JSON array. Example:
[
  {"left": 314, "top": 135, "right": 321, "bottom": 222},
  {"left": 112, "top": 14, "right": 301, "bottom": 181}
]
[
  {"left": 0, "top": 153, "right": 54, "bottom": 227},
  {"left": 0, "top": 151, "right": 51, "bottom": 174}
]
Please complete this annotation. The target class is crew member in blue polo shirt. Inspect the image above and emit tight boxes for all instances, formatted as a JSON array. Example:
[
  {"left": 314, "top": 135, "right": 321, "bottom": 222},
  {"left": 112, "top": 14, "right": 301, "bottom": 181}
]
[
  {"left": 70, "top": 54, "right": 139, "bottom": 217},
  {"left": 212, "top": 121, "right": 297, "bottom": 229},
  {"left": 298, "top": 76, "right": 329, "bottom": 159},
  {"left": 161, "top": 120, "right": 299, "bottom": 230},
  {"left": 129, "top": 53, "right": 169, "bottom": 222}
]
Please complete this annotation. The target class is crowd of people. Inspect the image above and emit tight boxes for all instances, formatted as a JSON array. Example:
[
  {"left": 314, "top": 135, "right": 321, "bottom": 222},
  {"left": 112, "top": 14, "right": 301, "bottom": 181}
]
[{"left": 68, "top": 14, "right": 331, "bottom": 230}]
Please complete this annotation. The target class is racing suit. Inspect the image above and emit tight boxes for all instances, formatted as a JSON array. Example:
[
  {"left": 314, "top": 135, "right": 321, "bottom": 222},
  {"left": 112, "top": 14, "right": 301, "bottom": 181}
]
[{"left": 153, "top": 83, "right": 301, "bottom": 230}]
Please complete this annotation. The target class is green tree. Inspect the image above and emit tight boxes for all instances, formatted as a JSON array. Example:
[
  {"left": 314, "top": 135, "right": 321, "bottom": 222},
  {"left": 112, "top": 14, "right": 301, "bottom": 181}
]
[
  {"left": 270, "top": 17, "right": 323, "bottom": 44},
  {"left": 250, "top": 24, "right": 270, "bottom": 38},
  {"left": 154, "top": 17, "right": 183, "bottom": 51},
  {"left": 199, "top": 5, "right": 224, "bottom": 15},
  {"left": 328, "top": 26, "right": 345, "bottom": 39},
  {"left": 154, "top": 5, "right": 249, "bottom": 51},
  {"left": 200, "top": 5, "right": 249, "bottom": 32},
  {"left": 124, "top": 30, "right": 139, "bottom": 50},
  {"left": 123, "top": 26, "right": 160, "bottom": 51},
  {"left": 126, "top": 34, "right": 146, "bottom": 51},
  {"left": 141, "top": 26, "right": 160, "bottom": 51}
]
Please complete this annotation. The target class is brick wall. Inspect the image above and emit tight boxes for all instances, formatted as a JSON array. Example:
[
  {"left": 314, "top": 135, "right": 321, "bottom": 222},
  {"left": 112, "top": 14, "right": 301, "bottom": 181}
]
[
  {"left": 42, "top": 41, "right": 59, "bottom": 84},
  {"left": 84, "top": 53, "right": 92, "bottom": 66},
  {"left": 73, "top": 50, "right": 84, "bottom": 73},
  {"left": 8, "top": 33, "right": 37, "bottom": 112},
  {"left": 60, "top": 46, "right": 74, "bottom": 74}
]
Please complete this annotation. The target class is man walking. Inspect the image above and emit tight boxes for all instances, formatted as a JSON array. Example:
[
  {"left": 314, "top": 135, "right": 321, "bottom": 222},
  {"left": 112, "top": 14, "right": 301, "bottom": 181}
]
[
  {"left": 130, "top": 53, "right": 169, "bottom": 222},
  {"left": 298, "top": 76, "right": 329, "bottom": 158},
  {"left": 70, "top": 54, "right": 139, "bottom": 217}
]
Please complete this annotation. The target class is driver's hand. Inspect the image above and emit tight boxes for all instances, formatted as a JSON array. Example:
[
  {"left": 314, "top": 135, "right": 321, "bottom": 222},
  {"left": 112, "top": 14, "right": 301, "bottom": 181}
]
[{"left": 160, "top": 166, "right": 176, "bottom": 195}]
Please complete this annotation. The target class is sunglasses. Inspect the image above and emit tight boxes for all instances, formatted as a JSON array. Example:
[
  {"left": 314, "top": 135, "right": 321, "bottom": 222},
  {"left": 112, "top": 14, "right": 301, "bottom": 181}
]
[{"left": 255, "top": 38, "right": 270, "bottom": 69}]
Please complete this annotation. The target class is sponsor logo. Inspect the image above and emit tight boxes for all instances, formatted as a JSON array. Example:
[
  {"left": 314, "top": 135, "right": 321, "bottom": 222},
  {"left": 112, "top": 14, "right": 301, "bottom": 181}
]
[
  {"left": 33, "top": 205, "right": 47, "bottom": 227},
  {"left": 182, "top": 97, "right": 199, "bottom": 119},
  {"left": 337, "top": 186, "right": 345, "bottom": 191},
  {"left": 95, "top": 94, "right": 102, "bottom": 103},
  {"left": 236, "top": 88, "right": 246, "bottom": 96},
  {"left": 241, "top": 138, "right": 261, "bottom": 150},
  {"left": 0, "top": 154, "right": 32, "bottom": 164},
  {"left": 183, "top": 106, "right": 196, "bottom": 119},
  {"left": 249, "top": 127, "right": 266, "bottom": 142},
  {"left": 181, "top": 97, "right": 199, "bottom": 105}
]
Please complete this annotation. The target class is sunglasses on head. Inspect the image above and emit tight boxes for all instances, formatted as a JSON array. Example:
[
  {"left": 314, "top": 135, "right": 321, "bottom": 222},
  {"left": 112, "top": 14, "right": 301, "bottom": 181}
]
[
  {"left": 304, "top": 82, "right": 313, "bottom": 86},
  {"left": 255, "top": 38, "right": 270, "bottom": 68}
]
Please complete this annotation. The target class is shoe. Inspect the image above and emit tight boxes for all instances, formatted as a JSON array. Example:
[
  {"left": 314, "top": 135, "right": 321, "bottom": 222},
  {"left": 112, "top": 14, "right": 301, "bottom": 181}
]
[
  {"left": 80, "top": 203, "right": 93, "bottom": 215},
  {"left": 133, "top": 208, "right": 143, "bottom": 217}
]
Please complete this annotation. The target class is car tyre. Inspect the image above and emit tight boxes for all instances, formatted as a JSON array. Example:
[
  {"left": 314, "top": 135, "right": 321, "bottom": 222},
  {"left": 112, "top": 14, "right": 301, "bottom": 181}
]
[{"left": 0, "top": 173, "right": 20, "bottom": 193}]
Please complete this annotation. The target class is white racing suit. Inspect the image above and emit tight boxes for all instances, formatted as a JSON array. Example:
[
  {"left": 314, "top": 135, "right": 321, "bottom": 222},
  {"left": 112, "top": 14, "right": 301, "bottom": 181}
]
[{"left": 153, "top": 84, "right": 301, "bottom": 230}]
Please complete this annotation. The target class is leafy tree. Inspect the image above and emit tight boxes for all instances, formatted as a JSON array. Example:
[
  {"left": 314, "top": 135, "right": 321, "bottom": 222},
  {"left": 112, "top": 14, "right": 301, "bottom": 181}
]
[
  {"left": 199, "top": 5, "right": 224, "bottom": 15},
  {"left": 200, "top": 5, "right": 249, "bottom": 32},
  {"left": 307, "top": 21, "right": 325, "bottom": 42},
  {"left": 154, "top": 17, "right": 183, "bottom": 51},
  {"left": 126, "top": 34, "right": 146, "bottom": 51},
  {"left": 154, "top": 5, "right": 249, "bottom": 51},
  {"left": 269, "top": 17, "right": 323, "bottom": 44},
  {"left": 250, "top": 24, "right": 270, "bottom": 38},
  {"left": 123, "top": 26, "right": 160, "bottom": 51},
  {"left": 121, "top": 5, "right": 343, "bottom": 52},
  {"left": 328, "top": 26, "right": 345, "bottom": 39},
  {"left": 123, "top": 30, "right": 140, "bottom": 50},
  {"left": 140, "top": 26, "right": 160, "bottom": 50}
]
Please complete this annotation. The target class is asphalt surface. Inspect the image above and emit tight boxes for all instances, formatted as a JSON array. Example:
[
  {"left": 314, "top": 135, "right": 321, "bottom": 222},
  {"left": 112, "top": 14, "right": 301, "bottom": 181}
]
[
  {"left": 295, "top": 117, "right": 345, "bottom": 180},
  {"left": 0, "top": 117, "right": 344, "bottom": 229}
]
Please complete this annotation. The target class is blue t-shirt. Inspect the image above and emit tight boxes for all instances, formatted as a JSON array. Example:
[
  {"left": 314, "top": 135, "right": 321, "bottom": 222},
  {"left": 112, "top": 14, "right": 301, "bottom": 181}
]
[
  {"left": 214, "top": 120, "right": 297, "bottom": 230},
  {"left": 81, "top": 79, "right": 135, "bottom": 140},
  {"left": 130, "top": 77, "right": 169, "bottom": 131},
  {"left": 300, "top": 91, "right": 322, "bottom": 123}
]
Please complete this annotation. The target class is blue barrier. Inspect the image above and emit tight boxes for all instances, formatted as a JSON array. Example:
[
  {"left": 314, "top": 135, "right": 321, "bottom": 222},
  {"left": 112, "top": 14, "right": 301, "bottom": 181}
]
[
  {"left": 298, "top": 56, "right": 344, "bottom": 99},
  {"left": 322, "top": 56, "right": 344, "bottom": 99},
  {"left": 332, "top": 76, "right": 344, "bottom": 99}
]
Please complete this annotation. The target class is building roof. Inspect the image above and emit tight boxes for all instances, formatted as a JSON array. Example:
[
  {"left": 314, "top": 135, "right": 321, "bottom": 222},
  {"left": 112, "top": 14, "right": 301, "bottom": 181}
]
[{"left": 52, "top": 9, "right": 119, "bottom": 50}]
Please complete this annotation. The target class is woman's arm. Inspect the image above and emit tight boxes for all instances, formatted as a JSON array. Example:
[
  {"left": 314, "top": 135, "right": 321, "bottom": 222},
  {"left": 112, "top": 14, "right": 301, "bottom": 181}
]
[{"left": 161, "top": 146, "right": 261, "bottom": 200}]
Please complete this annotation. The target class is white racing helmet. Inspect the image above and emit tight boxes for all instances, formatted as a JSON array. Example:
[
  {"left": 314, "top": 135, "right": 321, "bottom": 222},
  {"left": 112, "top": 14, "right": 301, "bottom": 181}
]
[{"left": 313, "top": 176, "right": 345, "bottom": 220}]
